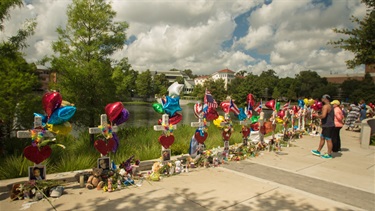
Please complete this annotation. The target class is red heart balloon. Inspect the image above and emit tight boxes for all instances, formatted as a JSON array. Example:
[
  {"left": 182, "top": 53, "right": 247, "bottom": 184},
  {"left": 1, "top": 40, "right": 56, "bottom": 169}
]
[
  {"left": 222, "top": 130, "right": 232, "bottom": 141},
  {"left": 194, "top": 131, "right": 208, "bottom": 144},
  {"left": 105, "top": 102, "right": 124, "bottom": 122},
  {"left": 169, "top": 113, "right": 183, "bottom": 125},
  {"left": 220, "top": 101, "right": 230, "bottom": 113},
  {"left": 206, "top": 108, "right": 219, "bottom": 121},
  {"left": 278, "top": 110, "right": 285, "bottom": 119},
  {"left": 292, "top": 105, "right": 299, "bottom": 113},
  {"left": 42, "top": 92, "right": 62, "bottom": 117},
  {"left": 265, "top": 99, "right": 275, "bottom": 110},
  {"left": 242, "top": 126, "right": 250, "bottom": 138},
  {"left": 94, "top": 139, "right": 115, "bottom": 156},
  {"left": 158, "top": 135, "right": 175, "bottom": 149},
  {"left": 251, "top": 123, "right": 259, "bottom": 131},
  {"left": 23, "top": 145, "right": 52, "bottom": 164}
]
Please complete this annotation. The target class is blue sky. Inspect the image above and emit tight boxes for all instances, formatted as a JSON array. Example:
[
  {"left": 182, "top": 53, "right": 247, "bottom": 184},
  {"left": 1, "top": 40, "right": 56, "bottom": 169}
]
[{"left": 1, "top": 0, "right": 367, "bottom": 77}]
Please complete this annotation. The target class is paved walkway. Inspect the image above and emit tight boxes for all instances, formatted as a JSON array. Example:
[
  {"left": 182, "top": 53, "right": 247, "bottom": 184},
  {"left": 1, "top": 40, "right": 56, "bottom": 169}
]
[{"left": 0, "top": 129, "right": 374, "bottom": 211}]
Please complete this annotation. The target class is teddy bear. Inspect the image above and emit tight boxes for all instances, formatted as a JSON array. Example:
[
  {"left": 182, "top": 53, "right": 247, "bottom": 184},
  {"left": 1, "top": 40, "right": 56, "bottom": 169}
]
[
  {"left": 86, "top": 168, "right": 104, "bottom": 190},
  {"left": 149, "top": 162, "right": 161, "bottom": 181}
]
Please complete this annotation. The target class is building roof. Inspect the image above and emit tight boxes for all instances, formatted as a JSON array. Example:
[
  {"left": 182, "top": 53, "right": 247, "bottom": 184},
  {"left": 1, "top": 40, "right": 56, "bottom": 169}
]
[
  {"left": 216, "top": 68, "right": 235, "bottom": 74},
  {"left": 195, "top": 75, "right": 210, "bottom": 79}
]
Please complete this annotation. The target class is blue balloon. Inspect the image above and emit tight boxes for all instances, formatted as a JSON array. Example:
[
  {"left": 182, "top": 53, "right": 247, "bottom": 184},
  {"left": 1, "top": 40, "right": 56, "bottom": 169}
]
[
  {"left": 48, "top": 106, "right": 76, "bottom": 125},
  {"left": 34, "top": 113, "right": 47, "bottom": 126},
  {"left": 162, "top": 96, "right": 182, "bottom": 116},
  {"left": 237, "top": 108, "right": 247, "bottom": 121},
  {"left": 298, "top": 99, "right": 305, "bottom": 108}
]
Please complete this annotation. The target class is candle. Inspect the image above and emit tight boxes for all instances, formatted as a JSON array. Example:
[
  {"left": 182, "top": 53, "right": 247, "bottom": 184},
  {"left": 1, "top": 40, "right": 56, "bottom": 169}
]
[{"left": 79, "top": 175, "right": 84, "bottom": 187}]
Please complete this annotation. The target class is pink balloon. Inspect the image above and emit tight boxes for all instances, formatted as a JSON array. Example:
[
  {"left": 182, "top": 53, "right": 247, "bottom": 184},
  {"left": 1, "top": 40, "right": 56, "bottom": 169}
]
[
  {"left": 277, "top": 110, "right": 285, "bottom": 119},
  {"left": 316, "top": 102, "right": 323, "bottom": 110},
  {"left": 220, "top": 101, "right": 231, "bottom": 113},
  {"left": 265, "top": 99, "right": 275, "bottom": 110},
  {"left": 105, "top": 102, "right": 124, "bottom": 122},
  {"left": 42, "top": 92, "right": 62, "bottom": 117}
]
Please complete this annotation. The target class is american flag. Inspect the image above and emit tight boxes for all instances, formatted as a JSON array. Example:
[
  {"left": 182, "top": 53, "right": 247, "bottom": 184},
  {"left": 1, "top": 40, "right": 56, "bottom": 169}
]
[
  {"left": 247, "top": 102, "right": 253, "bottom": 118},
  {"left": 230, "top": 99, "right": 240, "bottom": 115},
  {"left": 282, "top": 101, "right": 290, "bottom": 111},
  {"left": 254, "top": 99, "right": 262, "bottom": 113},
  {"left": 204, "top": 89, "right": 218, "bottom": 109}
]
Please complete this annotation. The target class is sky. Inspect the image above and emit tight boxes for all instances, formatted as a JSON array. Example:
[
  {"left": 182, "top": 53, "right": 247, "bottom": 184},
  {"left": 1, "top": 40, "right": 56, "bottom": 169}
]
[{"left": 1, "top": 0, "right": 368, "bottom": 77}]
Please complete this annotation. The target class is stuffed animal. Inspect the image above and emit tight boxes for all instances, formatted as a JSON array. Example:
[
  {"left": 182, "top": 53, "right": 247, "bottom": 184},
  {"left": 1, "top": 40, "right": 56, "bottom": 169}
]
[
  {"left": 86, "top": 168, "right": 104, "bottom": 190},
  {"left": 149, "top": 162, "right": 161, "bottom": 181},
  {"left": 175, "top": 160, "right": 181, "bottom": 174}
]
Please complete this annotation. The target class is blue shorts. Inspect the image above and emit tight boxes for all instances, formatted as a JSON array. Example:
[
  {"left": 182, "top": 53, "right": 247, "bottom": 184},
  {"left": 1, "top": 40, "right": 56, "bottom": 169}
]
[{"left": 321, "top": 127, "right": 334, "bottom": 140}]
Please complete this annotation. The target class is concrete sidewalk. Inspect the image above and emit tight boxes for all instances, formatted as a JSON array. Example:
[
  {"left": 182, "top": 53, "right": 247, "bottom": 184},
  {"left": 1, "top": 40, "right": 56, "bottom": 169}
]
[{"left": 0, "top": 129, "right": 374, "bottom": 211}]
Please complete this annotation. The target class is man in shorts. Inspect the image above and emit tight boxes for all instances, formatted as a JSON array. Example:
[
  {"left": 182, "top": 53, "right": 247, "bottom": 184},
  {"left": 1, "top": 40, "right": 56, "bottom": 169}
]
[{"left": 311, "top": 94, "right": 335, "bottom": 159}]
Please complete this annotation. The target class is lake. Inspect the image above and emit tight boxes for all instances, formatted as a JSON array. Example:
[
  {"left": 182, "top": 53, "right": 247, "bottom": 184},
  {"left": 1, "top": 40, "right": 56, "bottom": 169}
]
[{"left": 119, "top": 104, "right": 273, "bottom": 127}]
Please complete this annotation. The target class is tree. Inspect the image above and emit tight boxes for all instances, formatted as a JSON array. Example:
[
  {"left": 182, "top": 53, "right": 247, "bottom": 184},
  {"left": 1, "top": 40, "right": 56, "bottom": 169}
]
[
  {"left": 175, "top": 76, "right": 184, "bottom": 84},
  {"left": 203, "top": 79, "right": 227, "bottom": 102},
  {"left": 50, "top": 0, "right": 128, "bottom": 128},
  {"left": 295, "top": 70, "right": 327, "bottom": 98},
  {"left": 136, "top": 70, "right": 152, "bottom": 98},
  {"left": 329, "top": 0, "right": 375, "bottom": 68},
  {"left": 112, "top": 58, "right": 136, "bottom": 101},
  {"left": 0, "top": 0, "right": 40, "bottom": 154},
  {"left": 235, "top": 70, "right": 247, "bottom": 76},
  {"left": 0, "top": 0, "right": 22, "bottom": 30},
  {"left": 153, "top": 73, "right": 169, "bottom": 97},
  {"left": 183, "top": 69, "right": 195, "bottom": 79}
]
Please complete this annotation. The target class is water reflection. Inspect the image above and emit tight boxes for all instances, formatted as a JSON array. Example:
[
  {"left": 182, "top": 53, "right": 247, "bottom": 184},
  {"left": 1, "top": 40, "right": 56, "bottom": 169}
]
[{"left": 121, "top": 104, "right": 273, "bottom": 127}]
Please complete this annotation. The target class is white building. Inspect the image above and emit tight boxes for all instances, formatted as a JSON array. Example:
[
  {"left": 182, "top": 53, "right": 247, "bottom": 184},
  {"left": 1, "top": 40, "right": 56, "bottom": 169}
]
[
  {"left": 211, "top": 68, "right": 236, "bottom": 90},
  {"left": 194, "top": 75, "right": 210, "bottom": 86}
]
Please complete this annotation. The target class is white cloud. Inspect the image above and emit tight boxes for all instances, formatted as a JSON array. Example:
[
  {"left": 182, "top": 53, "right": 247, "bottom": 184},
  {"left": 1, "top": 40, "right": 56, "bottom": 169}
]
[{"left": 0, "top": 0, "right": 368, "bottom": 77}]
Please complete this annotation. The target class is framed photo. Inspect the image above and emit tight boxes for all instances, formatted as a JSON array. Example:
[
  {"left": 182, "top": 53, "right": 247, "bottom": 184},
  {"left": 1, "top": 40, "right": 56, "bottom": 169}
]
[
  {"left": 224, "top": 140, "right": 229, "bottom": 151},
  {"left": 28, "top": 165, "right": 46, "bottom": 181},
  {"left": 162, "top": 149, "right": 171, "bottom": 161},
  {"left": 98, "top": 157, "right": 110, "bottom": 170}
]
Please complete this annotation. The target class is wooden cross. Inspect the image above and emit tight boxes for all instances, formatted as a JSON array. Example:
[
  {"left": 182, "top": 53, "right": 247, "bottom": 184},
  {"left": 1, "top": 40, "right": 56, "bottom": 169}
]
[
  {"left": 88, "top": 114, "right": 118, "bottom": 135},
  {"left": 190, "top": 113, "right": 210, "bottom": 157},
  {"left": 258, "top": 111, "right": 265, "bottom": 143},
  {"left": 17, "top": 116, "right": 55, "bottom": 139},
  {"left": 220, "top": 113, "right": 231, "bottom": 158},
  {"left": 239, "top": 119, "right": 251, "bottom": 146},
  {"left": 89, "top": 114, "right": 118, "bottom": 158},
  {"left": 153, "top": 114, "right": 177, "bottom": 161}
]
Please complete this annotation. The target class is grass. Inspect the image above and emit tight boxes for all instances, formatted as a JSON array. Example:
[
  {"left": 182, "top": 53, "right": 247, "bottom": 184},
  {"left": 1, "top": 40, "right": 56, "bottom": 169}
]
[{"left": 0, "top": 123, "right": 282, "bottom": 180}]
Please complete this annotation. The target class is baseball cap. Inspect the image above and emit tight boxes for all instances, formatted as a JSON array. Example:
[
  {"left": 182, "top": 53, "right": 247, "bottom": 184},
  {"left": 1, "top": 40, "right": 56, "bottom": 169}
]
[
  {"left": 322, "top": 94, "right": 331, "bottom": 101},
  {"left": 330, "top": 100, "right": 340, "bottom": 105}
]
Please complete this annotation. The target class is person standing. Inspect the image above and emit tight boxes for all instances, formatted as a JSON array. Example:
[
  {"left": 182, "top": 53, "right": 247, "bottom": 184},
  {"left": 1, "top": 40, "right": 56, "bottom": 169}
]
[
  {"left": 345, "top": 103, "right": 360, "bottom": 130},
  {"left": 331, "top": 100, "right": 344, "bottom": 152},
  {"left": 311, "top": 94, "right": 335, "bottom": 159}
]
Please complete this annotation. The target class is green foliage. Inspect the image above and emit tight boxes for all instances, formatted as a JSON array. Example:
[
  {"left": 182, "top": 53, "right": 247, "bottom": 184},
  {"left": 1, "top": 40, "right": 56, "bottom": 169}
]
[
  {"left": 340, "top": 73, "right": 375, "bottom": 102},
  {"left": 136, "top": 70, "right": 153, "bottom": 97},
  {"left": 329, "top": 0, "right": 375, "bottom": 68},
  {"left": 112, "top": 58, "right": 137, "bottom": 101},
  {"left": 203, "top": 79, "right": 227, "bottom": 102},
  {"left": 294, "top": 71, "right": 327, "bottom": 98},
  {"left": 0, "top": 0, "right": 22, "bottom": 30},
  {"left": 182, "top": 69, "right": 196, "bottom": 79},
  {"left": 153, "top": 73, "right": 169, "bottom": 97},
  {"left": 50, "top": 0, "right": 128, "bottom": 127}
]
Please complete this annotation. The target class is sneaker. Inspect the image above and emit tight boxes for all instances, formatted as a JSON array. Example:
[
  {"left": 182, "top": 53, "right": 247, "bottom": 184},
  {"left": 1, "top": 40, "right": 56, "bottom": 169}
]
[
  {"left": 50, "top": 186, "right": 64, "bottom": 198},
  {"left": 311, "top": 150, "right": 320, "bottom": 156},
  {"left": 321, "top": 154, "right": 332, "bottom": 159}
]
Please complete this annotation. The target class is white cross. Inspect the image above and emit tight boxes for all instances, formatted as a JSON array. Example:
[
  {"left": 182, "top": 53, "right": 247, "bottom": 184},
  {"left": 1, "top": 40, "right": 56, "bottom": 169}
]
[
  {"left": 220, "top": 113, "right": 232, "bottom": 158},
  {"left": 16, "top": 116, "right": 55, "bottom": 139},
  {"left": 88, "top": 114, "right": 118, "bottom": 135},
  {"left": 153, "top": 114, "right": 177, "bottom": 160},
  {"left": 239, "top": 119, "right": 251, "bottom": 146},
  {"left": 190, "top": 113, "right": 210, "bottom": 157}
]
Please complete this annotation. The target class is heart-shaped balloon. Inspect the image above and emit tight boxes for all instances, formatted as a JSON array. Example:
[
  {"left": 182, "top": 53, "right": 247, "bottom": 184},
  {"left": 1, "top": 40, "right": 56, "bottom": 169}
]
[
  {"left": 94, "top": 139, "right": 116, "bottom": 156},
  {"left": 158, "top": 135, "right": 175, "bottom": 149},
  {"left": 206, "top": 107, "right": 219, "bottom": 121},
  {"left": 169, "top": 113, "right": 183, "bottom": 125},
  {"left": 113, "top": 108, "right": 129, "bottom": 125},
  {"left": 111, "top": 133, "right": 119, "bottom": 153},
  {"left": 105, "top": 102, "right": 124, "bottom": 122},
  {"left": 23, "top": 145, "right": 52, "bottom": 164},
  {"left": 42, "top": 92, "right": 62, "bottom": 117},
  {"left": 194, "top": 102, "right": 203, "bottom": 118},
  {"left": 242, "top": 126, "right": 250, "bottom": 138},
  {"left": 220, "top": 101, "right": 230, "bottom": 113},
  {"left": 265, "top": 99, "right": 275, "bottom": 110},
  {"left": 292, "top": 105, "right": 299, "bottom": 113},
  {"left": 194, "top": 131, "right": 208, "bottom": 144},
  {"left": 278, "top": 110, "right": 285, "bottom": 119},
  {"left": 316, "top": 101, "right": 323, "bottom": 110},
  {"left": 222, "top": 130, "right": 231, "bottom": 141},
  {"left": 48, "top": 106, "right": 76, "bottom": 125},
  {"left": 298, "top": 99, "right": 305, "bottom": 108},
  {"left": 152, "top": 103, "right": 164, "bottom": 114}
]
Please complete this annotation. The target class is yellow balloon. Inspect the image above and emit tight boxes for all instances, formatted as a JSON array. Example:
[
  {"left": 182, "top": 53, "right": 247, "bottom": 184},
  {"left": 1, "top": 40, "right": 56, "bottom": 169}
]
[
  {"left": 308, "top": 98, "right": 314, "bottom": 106},
  {"left": 213, "top": 115, "right": 225, "bottom": 128},
  {"left": 47, "top": 122, "right": 72, "bottom": 135},
  {"left": 303, "top": 98, "right": 309, "bottom": 105},
  {"left": 276, "top": 117, "right": 283, "bottom": 123}
]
